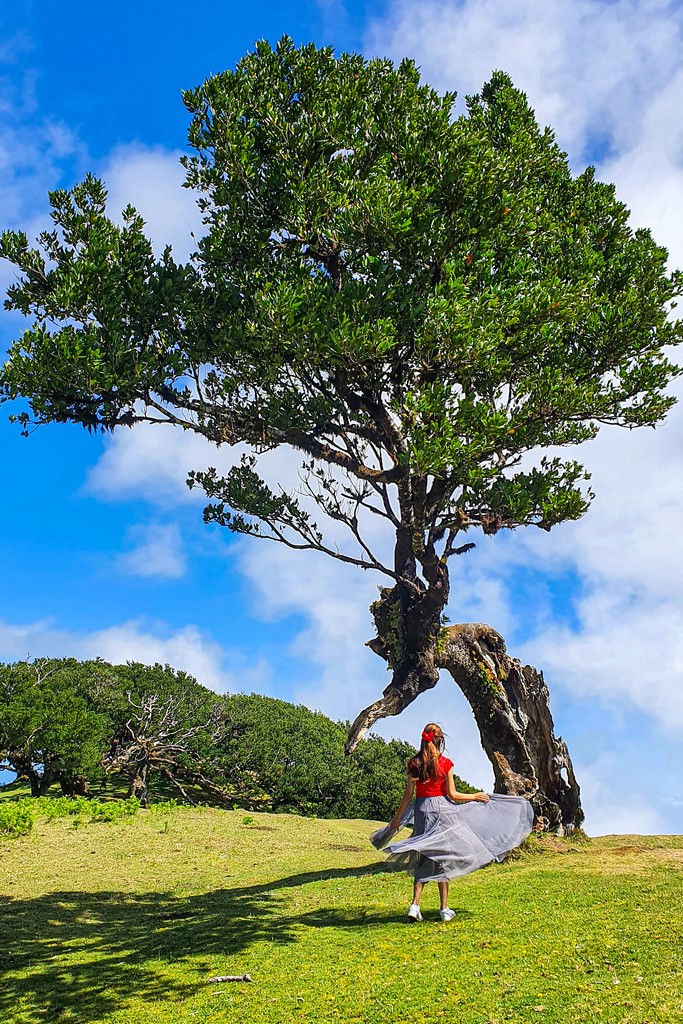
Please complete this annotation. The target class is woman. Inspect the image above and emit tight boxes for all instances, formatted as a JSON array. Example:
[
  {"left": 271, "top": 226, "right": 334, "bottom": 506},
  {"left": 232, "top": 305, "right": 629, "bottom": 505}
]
[{"left": 372, "top": 722, "right": 534, "bottom": 921}]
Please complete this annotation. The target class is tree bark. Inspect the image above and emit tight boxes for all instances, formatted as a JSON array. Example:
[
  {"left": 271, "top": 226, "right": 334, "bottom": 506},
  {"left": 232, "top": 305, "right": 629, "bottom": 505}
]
[
  {"left": 128, "top": 765, "right": 149, "bottom": 806},
  {"left": 25, "top": 766, "right": 54, "bottom": 797},
  {"left": 437, "top": 624, "right": 583, "bottom": 834},
  {"left": 58, "top": 773, "right": 92, "bottom": 798},
  {"left": 346, "top": 603, "right": 584, "bottom": 834},
  {"left": 345, "top": 582, "right": 443, "bottom": 752}
]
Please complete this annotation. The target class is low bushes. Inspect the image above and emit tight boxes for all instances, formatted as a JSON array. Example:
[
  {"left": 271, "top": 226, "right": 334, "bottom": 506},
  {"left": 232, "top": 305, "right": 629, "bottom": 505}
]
[{"left": 0, "top": 796, "right": 141, "bottom": 840}]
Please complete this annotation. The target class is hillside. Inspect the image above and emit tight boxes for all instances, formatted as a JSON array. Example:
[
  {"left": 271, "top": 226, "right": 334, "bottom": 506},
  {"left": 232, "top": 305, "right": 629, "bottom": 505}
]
[{"left": 0, "top": 805, "right": 681, "bottom": 1023}]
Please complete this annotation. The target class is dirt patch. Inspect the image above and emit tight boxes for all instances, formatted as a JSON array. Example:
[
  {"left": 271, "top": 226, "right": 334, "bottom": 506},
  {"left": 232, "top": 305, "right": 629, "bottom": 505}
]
[
  {"left": 326, "top": 843, "right": 364, "bottom": 852},
  {"left": 543, "top": 838, "right": 576, "bottom": 854}
]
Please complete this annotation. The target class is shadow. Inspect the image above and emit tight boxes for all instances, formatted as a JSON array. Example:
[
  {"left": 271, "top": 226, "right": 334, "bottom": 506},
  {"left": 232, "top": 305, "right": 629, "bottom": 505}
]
[
  {"left": 298, "top": 906, "right": 475, "bottom": 928},
  {"left": 0, "top": 864, "right": 394, "bottom": 1023}
]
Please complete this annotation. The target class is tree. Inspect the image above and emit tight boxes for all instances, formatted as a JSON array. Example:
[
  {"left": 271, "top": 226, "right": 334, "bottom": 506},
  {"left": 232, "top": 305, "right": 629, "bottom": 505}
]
[
  {"left": 1, "top": 39, "right": 681, "bottom": 830},
  {"left": 0, "top": 659, "right": 109, "bottom": 796},
  {"left": 90, "top": 661, "right": 236, "bottom": 805}
]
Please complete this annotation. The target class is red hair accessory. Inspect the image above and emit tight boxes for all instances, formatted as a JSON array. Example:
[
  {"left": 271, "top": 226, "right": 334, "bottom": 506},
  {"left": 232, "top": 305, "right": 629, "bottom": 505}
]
[{"left": 421, "top": 730, "right": 435, "bottom": 743}]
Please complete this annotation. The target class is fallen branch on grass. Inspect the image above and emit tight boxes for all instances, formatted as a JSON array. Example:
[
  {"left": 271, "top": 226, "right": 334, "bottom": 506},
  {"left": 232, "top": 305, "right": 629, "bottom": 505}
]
[{"left": 208, "top": 974, "right": 252, "bottom": 983}]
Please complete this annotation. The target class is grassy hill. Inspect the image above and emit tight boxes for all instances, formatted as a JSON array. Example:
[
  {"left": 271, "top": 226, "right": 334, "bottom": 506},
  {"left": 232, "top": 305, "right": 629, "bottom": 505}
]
[{"left": 0, "top": 802, "right": 681, "bottom": 1023}]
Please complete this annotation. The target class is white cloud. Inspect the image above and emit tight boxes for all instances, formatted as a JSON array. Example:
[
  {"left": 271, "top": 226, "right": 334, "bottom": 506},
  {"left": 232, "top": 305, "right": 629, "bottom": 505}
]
[
  {"left": 575, "top": 755, "right": 669, "bottom": 836},
  {"left": 84, "top": 426, "right": 499, "bottom": 784},
  {"left": 234, "top": 535, "right": 494, "bottom": 787},
  {"left": 599, "top": 65, "right": 683, "bottom": 269},
  {"left": 97, "top": 143, "right": 203, "bottom": 262},
  {"left": 0, "top": 616, "right": 271, "bottom": 696},
  {"left": 365, "top": 0, "right": 683, "bottom": 162},
  {"left": 84, "top": 422, "right": 222, "bottom": 505},
  {"left": 10, "top": 0, "right": 683, "bottom": 835},
  {"left": 0, "top": 54, "right": 86, "bottom": 224},
  {"left": 0, "top": 66, "right": 87, "bottom": 335},
  {"left": 479, "top": 393, "right": 683, "bottom": 734},
  {"left": 118, "top": 522, "right": 187, "bottom": 579},
  {"left": 361, "top": 0, "right": 683, "bottom": 812},
  {"left": 520, "top": 598, "right": 683, "bottom": 732}
]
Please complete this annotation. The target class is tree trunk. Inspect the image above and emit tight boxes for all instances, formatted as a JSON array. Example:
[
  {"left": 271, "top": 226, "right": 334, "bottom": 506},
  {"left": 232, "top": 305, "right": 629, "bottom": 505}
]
[
  {"left": 346, "top": 598, "right": 584, "bottom": 834},
  {"left": 28, "top": 770, "right": 42, "bottom": 798},
  {"left": 58, "top": 773, "right": 92, "bottom": 798},
  {"left": 25, "top": 767, "right": 54, "bottom": 797},
  {"left": 346, "top": 582, "right": 443, "bottom": 752},
  {"left": 437, "top": 624, "right": 583, "bottom": 834},
  {"left": 128, "top": 765, "right": 149, "bottom": 806}
]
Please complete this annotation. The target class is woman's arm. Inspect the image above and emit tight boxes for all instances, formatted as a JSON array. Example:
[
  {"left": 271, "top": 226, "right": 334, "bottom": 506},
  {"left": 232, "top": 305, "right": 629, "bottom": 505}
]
[
  {"left": 445, "top": 770, "right": 490, "bottom": 804},
  {"left": 389, "top": 775, "right": 417, "bottom": 829}
]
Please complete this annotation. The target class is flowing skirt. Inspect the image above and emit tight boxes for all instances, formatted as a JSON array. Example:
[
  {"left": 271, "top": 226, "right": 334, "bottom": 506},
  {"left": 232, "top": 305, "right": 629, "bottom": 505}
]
[{"left": 371, "top": 794, "right": 534, "bottom": 882}]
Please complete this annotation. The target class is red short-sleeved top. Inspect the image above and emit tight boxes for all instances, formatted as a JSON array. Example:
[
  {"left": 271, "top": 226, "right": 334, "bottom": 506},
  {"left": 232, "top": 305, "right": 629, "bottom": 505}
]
[{"left": 409, "top": 754, "right": 454, "bottom": 797}]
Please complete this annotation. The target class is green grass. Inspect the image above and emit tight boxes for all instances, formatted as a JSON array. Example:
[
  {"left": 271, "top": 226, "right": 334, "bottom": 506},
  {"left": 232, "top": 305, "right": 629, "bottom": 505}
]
[{"left": 0, "top": 806, "right": 681, "bottom": 1024}]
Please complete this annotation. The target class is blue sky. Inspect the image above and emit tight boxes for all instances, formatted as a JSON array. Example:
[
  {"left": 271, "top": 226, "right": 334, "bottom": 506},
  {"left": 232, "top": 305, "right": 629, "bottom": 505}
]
[{"left": 2, "top": 0, "right": 683, "bottom": 834}]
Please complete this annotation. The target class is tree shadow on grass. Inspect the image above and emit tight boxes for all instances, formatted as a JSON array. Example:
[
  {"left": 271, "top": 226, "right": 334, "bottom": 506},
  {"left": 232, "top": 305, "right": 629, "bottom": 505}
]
[{"left": 0, "top": 862, "right": 412, "bottom": 1023}]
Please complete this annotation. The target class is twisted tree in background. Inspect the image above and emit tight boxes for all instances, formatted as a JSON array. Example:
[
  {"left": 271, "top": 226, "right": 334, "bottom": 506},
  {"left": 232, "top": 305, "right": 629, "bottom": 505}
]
[{"left": 2, "top": 39, "right": 681, "bottom": 830}]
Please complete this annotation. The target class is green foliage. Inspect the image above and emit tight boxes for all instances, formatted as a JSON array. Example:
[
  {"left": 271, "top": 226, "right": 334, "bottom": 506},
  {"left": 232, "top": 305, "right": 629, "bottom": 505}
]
[
  {"left": 1, "top": 39, "right": 681, "bottom": 756},
  {"left": 0, "top": 795, "right": 141, "bottom": 841},
  {"left": 92, "top": 659, "right": 223, "bottom": 766},
  {"left": 36, "top": 795, "right": 140, "bottom": 824},
  {"left": 0, "top": 799, "right": 34, "bottom": 838},
  {"left": 0, "top": 659, "right": 111, "bottom": 796},
  {"left": 218, "top": 693, "right": 420, "bottom": 820},
  {"left": 1, "top": 38, "right": 679, "bottom": 568},
  {"left": 83, "top": 797, "right": 140, "bottom": 822},
  {"left": 0, "top": 657, "right": 436, "bottom": 819}
]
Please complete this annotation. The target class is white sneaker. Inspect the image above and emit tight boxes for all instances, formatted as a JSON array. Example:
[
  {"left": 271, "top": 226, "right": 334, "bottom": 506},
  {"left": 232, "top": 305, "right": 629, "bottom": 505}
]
[
  {"left": 407, "top": 904, "right": 423, "bottom": 922},
  {"left": 439, "top": 908, "right": 456, "bottom": 922}
]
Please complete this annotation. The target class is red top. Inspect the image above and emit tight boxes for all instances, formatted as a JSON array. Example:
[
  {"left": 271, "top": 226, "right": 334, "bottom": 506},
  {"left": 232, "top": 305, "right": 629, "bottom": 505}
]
[{"left": 410, "top": 754, "right": 454, "bottom": 797}]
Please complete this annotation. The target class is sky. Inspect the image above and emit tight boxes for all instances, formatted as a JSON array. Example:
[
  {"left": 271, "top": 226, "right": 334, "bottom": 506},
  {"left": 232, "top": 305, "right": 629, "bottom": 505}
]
[{"left": 1, "top": 0, "right": 682, "bottom": 835}]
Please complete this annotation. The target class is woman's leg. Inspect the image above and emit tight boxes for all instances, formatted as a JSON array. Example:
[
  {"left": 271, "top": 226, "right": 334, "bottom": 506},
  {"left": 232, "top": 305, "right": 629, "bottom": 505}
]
[
  {"left": 438, "top": 880, "right": 449, "bottom": 910},
  {"left": 412, "top": 880, "right": 425, "bottom": 906}
]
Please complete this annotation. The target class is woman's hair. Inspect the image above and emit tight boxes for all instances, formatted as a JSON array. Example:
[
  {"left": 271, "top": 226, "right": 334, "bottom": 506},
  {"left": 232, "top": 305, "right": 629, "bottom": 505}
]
[{"left": 407, "top": 722, "right": 445, "bottom": 782}]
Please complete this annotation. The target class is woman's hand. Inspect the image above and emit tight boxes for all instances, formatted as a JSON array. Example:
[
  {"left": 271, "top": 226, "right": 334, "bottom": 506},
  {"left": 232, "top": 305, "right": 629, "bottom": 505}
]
[
  {"left": 472, "top": 792, "right": 490, "bottom": 803},
  {"left": 390, "top": 816, "right": 402, "bottom": 831}
]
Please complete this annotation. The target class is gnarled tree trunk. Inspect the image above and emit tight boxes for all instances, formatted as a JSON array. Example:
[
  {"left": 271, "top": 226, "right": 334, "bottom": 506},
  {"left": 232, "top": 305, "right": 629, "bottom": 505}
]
[
  {"left": 58, "top": 773, "right": 92, "bottom": 798},
  {"left": 128, "top": 765, "right": 149, "bottom": 806},
  {"left": 437, "top": 624, "right": 583, "bottom": 834},
  {"left": 346, "top": 586, "right": 583, "bottom": 834}
]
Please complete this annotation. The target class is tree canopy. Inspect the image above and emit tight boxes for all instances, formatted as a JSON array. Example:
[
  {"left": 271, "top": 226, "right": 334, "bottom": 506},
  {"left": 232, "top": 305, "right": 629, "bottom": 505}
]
[{"left": 1, "top": 38, "right": 680, "bottom": 760}]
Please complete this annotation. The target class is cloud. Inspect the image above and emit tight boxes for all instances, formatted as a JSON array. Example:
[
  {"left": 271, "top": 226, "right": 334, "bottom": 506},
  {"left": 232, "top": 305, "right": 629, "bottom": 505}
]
[
  {"left": 0, "top": 615, "right": 271, "bottom": 696},
  {"left": 360, "top": 0, "right": 683, "bottom": 830},
  {"left": 233, "top": 534, "right": 495, "bottom": 788},
  {"left": 574, "top": 755, "right": 669, "bottom": 836},
  {"left": 0, "top": 63, "right": 88, "bottom": 333},
  {"left": 16, "top": 0, "right": 683, "bottom": 835},
  {"left": 97, "top": 143, "right": 203, "bottom": 262},
  {"left": 84, "top": 422, "right": 221, "bottom": 505},
  {"left": 520, "top": 598, "right": 683, "bottom": 732},
  {"left": 365, "top": 0, "right": 683, "bottom": 269},
  {"left": 118, "top": 522, "right": 187, "bottom": 579},
  {"left": 365, "top": 0, "right": 683, "bottom": 163},
  {"left": 0, "top": 65, "right": 86, "bottom": 227}
]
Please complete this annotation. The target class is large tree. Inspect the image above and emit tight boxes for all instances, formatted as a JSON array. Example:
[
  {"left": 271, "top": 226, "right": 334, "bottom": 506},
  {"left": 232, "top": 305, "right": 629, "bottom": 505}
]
[{"left": 1, "top": 39, "right": 681, "bottom": 830}]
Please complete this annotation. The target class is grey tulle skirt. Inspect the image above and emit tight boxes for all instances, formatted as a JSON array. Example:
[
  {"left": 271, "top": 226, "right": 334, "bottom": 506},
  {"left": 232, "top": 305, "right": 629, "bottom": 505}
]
[{"left": 371, "top": 794, "right": 534, "bottom": 881}]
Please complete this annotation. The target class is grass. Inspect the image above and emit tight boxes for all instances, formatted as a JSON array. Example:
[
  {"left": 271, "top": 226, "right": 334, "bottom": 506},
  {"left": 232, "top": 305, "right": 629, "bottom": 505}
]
[{"left": 0, "top": 804, "right": 681, "bottom": 1024}]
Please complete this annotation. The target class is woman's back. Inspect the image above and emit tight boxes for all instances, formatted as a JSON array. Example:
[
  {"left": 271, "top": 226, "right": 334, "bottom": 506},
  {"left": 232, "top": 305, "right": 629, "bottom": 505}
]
[{"left": 410, "top": 753, "right": 454, "bottom": 797}]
